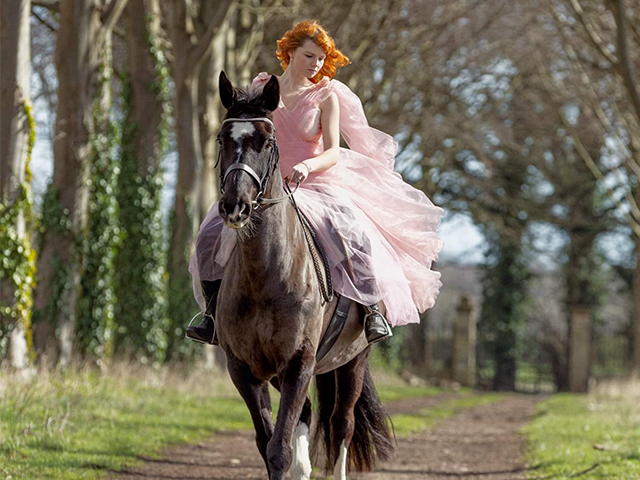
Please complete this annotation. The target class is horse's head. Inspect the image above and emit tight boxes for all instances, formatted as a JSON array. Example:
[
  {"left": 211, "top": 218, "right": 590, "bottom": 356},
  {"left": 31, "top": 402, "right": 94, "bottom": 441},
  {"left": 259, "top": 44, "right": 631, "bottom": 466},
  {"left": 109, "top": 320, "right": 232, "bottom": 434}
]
[{"left": 217, "top": 71, "right": 280, "bottom": 230}]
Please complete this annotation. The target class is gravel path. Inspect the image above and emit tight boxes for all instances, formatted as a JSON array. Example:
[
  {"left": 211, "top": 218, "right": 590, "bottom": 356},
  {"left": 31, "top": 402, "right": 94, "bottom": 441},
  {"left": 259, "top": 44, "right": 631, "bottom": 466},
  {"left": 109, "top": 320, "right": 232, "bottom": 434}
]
[{"left": 111, "top": 393, "right": 539, "bottom": 480}]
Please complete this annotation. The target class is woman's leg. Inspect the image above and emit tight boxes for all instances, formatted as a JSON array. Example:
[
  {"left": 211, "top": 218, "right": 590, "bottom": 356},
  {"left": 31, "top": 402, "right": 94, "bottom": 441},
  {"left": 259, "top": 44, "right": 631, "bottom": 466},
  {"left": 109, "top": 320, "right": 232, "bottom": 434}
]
[
  {"left": 324, "top": 204, "right": 392, "bottom": 343},
  {"left": 186, "top": 279, "right": 222, "bottom": 344},
  {"left": 187, "top": 208, "right": 226, "bottom": 344}
]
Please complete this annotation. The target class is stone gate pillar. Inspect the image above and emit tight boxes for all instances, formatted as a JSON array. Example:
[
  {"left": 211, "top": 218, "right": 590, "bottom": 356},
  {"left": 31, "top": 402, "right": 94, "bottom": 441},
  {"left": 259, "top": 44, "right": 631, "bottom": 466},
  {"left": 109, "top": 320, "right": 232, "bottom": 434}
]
[{"left": 452, "top": 294, "right": 477, "bottom": 386}]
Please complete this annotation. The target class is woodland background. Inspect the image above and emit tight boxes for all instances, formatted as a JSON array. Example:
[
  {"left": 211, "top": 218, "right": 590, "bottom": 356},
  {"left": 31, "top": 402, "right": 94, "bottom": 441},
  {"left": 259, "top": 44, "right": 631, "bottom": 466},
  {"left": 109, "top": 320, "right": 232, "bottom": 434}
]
[{"left": 2, "top": 0, "right": 640, "bottom": 392}]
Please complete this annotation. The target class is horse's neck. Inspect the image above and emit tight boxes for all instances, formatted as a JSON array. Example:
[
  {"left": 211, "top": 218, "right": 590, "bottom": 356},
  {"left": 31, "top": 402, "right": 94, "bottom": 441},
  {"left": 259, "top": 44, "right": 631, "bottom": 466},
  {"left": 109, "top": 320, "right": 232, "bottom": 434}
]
[{"left": 236, "top": 175, "right": 306, "bottom": 287}]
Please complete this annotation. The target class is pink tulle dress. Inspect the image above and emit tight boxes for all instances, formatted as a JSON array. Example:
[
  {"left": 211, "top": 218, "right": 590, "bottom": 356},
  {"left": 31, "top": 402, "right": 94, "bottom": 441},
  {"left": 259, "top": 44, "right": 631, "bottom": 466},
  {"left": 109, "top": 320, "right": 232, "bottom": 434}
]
[{"left": 189, "top": 72, "right": 444, "bottom": 326}]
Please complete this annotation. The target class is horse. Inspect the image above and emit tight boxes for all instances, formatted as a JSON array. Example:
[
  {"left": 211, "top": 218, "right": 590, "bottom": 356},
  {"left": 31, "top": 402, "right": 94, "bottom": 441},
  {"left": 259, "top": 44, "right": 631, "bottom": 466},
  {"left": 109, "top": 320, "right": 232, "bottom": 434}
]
[{"left": 213, "top": 70, "right": 394, "bottom": 480}]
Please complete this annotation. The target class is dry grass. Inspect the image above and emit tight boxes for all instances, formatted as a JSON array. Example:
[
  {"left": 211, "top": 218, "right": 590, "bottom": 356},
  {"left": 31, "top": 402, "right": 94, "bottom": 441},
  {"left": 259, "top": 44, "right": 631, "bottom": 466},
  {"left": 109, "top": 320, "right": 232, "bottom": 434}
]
[{"left": 591, "top": 375, "right": 640, "bottom": 400}]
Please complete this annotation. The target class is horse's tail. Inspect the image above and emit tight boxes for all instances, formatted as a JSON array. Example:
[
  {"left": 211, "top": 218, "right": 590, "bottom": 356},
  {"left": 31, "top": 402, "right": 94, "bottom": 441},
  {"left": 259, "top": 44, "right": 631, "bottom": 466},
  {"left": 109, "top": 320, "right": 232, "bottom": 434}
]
[
  {"left": 349, "top": 364, "right": 395, "bottom": 470},
  {"left": 311, "top": 371, "right": 335, "bottom": 469},
  {"left": 312, "top": 363, "right": 395, "bottom": 472}
]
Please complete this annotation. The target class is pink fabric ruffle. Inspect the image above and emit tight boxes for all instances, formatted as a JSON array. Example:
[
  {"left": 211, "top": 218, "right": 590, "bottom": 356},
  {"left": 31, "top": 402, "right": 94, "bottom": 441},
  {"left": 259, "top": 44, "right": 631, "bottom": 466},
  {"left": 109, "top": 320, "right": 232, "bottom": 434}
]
[{"left": 188, "top": 72, "right": 444, "bottom": 326}]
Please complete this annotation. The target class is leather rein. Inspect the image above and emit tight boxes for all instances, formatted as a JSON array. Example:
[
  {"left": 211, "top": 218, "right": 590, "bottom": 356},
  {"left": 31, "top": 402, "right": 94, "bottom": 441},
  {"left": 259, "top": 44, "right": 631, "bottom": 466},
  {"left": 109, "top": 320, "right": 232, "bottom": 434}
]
[{"left": 216, "top": 116, "right": 334, "bottom": 303}]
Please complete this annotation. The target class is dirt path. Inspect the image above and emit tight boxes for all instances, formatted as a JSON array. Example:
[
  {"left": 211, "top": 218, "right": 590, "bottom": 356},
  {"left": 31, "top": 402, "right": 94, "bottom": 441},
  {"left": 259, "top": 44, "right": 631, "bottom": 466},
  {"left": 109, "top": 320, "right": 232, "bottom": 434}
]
[
  {"left": 111, "top": 394, "right": 539, "bottom": 480},
  {"left": 354, "top": 395, "right": 540, "bottom": 480}
]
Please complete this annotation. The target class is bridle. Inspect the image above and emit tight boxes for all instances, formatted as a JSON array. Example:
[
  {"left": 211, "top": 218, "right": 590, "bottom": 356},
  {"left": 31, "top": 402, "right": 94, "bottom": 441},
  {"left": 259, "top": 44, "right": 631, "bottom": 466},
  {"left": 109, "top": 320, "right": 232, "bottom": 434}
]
[{"left": 216, "top": 117, "right": 299, "bottom": 209}]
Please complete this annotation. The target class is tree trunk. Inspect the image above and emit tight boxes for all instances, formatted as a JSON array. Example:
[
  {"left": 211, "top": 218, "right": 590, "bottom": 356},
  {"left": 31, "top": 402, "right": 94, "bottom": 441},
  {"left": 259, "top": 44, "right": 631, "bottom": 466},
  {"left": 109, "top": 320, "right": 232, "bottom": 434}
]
[
  {"left": 0, "top": 0, "right": 34, "bottom": 367},
  {"left": 197, "top": 16, "right": 224, "bottom": 223},
  {"left": 75, "top": 31, "right": 119, "bottom": 361},
  {"left": 196, "top": 35, "right": 226, "bottom": 369},
  {"left": 33, "top": 0, "right": 127, "bottom": 363},
  {"left": 479, "top": 242, "right": 528, "bottom": 392},
  {"left": 114, "top": 0, "right": 169, "bottom": 362},
  {"left": 404, "top": 315, "right": 429, "bottom": 377},
  {"left": 164, "top": 0, "right": 233, "bottom": 359},
  {"left": 634, "top": 224, "right": 640, "bottom": 376},
  {"left": 195, "top": 0, "right": 265, "bottom": 222},
  {"left": 166, "top": 72, "right": 202, "bottom": 359},
  {"left": 493, "top": 337, "right": 517, "bottom": 391}
]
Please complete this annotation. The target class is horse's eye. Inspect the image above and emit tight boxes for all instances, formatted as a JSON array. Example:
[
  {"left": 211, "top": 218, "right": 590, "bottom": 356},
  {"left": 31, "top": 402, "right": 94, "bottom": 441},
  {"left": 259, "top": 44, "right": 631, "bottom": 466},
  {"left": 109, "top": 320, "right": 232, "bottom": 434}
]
[{"left": 216, "top": 137, "right": 223, "bottom": 145}]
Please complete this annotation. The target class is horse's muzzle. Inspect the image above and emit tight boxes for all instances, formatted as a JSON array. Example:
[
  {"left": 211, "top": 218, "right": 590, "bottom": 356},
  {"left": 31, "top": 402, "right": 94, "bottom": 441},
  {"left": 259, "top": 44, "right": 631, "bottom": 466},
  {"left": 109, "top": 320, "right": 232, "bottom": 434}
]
[{"left": 219, "top": 196, "right": 253, "bottom": 229}]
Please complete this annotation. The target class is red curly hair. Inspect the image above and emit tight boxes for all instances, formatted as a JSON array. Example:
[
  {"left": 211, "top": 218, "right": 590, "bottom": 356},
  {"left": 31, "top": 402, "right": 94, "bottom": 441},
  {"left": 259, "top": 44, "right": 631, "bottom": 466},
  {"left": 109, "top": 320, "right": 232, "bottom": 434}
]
[{"left": 276, "top": 20, "right": 350, "bottom": 84}]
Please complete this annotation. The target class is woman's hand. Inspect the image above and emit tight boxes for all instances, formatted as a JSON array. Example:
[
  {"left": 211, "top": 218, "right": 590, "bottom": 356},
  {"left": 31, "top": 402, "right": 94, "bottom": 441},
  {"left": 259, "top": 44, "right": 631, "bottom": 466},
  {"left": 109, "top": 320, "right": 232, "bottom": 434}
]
[{"left": 284, "top": 162, "right": 311, "bottom": 184}]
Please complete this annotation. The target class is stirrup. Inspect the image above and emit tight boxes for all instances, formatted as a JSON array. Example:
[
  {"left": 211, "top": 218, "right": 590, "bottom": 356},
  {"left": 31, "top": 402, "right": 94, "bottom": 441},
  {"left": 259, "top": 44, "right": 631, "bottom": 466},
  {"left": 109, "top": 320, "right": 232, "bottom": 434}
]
[
  {"left": 364, "top": 305, "right": 393, "bottom": 344},
  {"left": 185, "top": 311, "right": 217, "bottom": 345}
]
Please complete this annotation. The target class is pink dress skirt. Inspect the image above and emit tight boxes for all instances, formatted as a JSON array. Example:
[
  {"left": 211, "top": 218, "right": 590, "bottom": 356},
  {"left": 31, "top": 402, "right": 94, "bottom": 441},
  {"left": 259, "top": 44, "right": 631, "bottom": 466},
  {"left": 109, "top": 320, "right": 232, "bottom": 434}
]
[{"left": 189, "top": 72, "right": 444, "bottom": 326}]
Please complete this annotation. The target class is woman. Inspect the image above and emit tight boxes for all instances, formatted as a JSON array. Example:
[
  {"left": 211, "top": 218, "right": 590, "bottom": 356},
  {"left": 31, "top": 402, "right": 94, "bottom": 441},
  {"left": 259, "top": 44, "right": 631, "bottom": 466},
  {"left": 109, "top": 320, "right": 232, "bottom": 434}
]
[{"left": 187, "top": 19, "right": 444, "bottom": 346}]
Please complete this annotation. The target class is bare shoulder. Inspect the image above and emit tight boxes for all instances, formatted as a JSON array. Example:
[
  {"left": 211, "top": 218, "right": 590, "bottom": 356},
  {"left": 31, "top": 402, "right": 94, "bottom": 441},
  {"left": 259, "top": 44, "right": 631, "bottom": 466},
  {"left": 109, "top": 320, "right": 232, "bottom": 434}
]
[{"left": 319, "top": 91, "right": 339, "bottom": 112}]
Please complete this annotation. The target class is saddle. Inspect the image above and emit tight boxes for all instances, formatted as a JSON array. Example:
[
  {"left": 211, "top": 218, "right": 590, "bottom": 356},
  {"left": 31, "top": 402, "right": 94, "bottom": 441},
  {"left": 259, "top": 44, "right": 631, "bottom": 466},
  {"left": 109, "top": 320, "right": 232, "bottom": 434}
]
[{"left": 314, "top": 292, "right": 370, "bottom": 375}]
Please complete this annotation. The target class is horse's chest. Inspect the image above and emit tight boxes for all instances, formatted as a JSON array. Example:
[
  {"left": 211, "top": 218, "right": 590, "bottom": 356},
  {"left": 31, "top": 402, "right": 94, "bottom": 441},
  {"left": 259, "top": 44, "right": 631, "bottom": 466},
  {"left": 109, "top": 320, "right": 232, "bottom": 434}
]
[{"left": 217, "top": 295, "right": 317, "bottom": 377}]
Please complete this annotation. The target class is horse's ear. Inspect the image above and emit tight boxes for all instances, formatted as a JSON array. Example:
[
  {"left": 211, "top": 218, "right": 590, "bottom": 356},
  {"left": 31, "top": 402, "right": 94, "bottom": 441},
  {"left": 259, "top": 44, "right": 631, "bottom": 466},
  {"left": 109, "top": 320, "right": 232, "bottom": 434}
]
[
  {"left": 259, "top": 75, "right": 280, "bottom": 112},
  {"left": 219, "top": 70, "right": 236, "bottom": 109}
]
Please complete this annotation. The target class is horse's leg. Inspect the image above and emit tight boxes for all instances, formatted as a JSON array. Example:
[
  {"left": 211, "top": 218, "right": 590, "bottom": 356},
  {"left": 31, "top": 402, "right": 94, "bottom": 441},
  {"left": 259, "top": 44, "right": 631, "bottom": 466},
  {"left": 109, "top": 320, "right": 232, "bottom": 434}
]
[
  {"left": 331, "top": 349, "right": 368, "bottom": 480},
  {"left": 270, "top": 377, "right": 313, "bottom": 480},
  {"left": 267, "top": 347, "right": 315, "bottom": 480},
  {"left": 226, "top": 352, "right": 274, "bottom": 475},
  {"left": 291, "top": 396, "right": 312, "bottom": 480}
]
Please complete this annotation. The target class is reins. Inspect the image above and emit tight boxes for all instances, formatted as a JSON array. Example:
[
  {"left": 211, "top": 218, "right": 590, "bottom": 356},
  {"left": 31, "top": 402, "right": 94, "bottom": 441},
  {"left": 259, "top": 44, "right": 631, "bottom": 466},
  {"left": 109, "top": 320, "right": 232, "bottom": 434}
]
[
  {"left": 217, "top": 116, "right": 334, "bottom": 304},
  {"left": 284, "top": 182, "right": 334, "bottom": 303}
]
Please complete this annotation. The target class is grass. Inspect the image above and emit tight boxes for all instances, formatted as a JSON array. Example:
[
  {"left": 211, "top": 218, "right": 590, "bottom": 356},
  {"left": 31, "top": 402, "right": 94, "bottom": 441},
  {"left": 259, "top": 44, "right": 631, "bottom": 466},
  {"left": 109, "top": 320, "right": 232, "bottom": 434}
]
[
  {"left": 524, "top": 389, "right": 640, "bottom": 479},
  {"left": 377, "top": 383, "right": 443, "bottom": 403},
  {"left": 477, "top": 361, "right": 556, "bottom": 393},
  {"left": 391, "top": 393, "right": 505, "bottom": 437},
  {"left": 0, "top": 363, "right": 251, "bottom": 479},
  {"left": 371, "top": 368, "right": 445, "bottom": 403},
  {"left": 0, "top": 362, "right": 451, "bottom": 479}
]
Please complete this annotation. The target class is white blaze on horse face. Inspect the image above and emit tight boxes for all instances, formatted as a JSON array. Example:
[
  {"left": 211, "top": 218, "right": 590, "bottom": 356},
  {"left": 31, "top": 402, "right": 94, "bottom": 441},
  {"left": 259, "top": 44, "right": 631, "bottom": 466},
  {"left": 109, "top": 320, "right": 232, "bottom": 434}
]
[
  {"left": 230, "top": 122, "right": 255, "bottom": 143},
  {"left": 230, "top": 122, "right": 254, "bottom": 161},
  {"left": 290, "top": 422, "right": 312, "bottom": 480},
  {"left": 334, "top": 440, "right": 348, "bottom": 480}
]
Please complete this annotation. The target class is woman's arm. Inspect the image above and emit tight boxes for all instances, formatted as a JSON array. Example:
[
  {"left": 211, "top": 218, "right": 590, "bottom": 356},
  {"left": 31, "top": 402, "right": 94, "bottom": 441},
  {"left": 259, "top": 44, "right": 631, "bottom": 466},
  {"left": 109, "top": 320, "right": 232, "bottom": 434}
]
[{"left": 284, "top": 92, "right": 340, "bottom": 183}]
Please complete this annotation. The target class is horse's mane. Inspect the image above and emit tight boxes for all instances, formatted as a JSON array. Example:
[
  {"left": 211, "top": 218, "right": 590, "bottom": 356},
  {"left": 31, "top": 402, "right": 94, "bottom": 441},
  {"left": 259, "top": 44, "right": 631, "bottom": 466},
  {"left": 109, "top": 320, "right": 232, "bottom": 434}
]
[{"left": 225, "top": 85, "right": 272, "bottom": 119}]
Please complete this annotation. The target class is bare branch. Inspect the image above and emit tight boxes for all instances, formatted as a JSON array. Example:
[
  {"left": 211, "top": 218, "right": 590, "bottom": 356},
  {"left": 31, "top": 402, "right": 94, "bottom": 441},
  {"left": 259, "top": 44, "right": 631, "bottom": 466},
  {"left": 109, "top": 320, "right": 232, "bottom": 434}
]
[
  {"left": 31, "top": 8, "right": 58, "bottom": 32},
  {"left": 564, "top": 113, "right": 640, "bottom": 234},
  {"left": 609, "top": 0, "right": 640, "bottom": 126},
  {"left": 568, "top": 0, "right": 619, "bottom": 66},
  {"left": 101, "top": 0, "right": 128, "bottom": 33},
  {"left": 191, "top": 0, "right": 234, "bottom": 69}
]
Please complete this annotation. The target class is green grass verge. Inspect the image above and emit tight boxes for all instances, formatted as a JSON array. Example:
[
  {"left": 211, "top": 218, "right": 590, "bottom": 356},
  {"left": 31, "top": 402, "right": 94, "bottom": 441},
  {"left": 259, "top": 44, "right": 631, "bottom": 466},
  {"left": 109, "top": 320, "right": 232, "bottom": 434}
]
[
  {"left": 0, "top": 364, "right": 449, "bottom": 479},
  {"left": 376, "top": 383, "right": 443, "bottom": 403},
  {"left": 0, "top": 366, "right": 251, "bottom": 479},
  {"left": 524, "top": 394, "right": 640, "bottom": 479},
  {"left": 391, "top": 393, "right": 505, "bottom": 437}
]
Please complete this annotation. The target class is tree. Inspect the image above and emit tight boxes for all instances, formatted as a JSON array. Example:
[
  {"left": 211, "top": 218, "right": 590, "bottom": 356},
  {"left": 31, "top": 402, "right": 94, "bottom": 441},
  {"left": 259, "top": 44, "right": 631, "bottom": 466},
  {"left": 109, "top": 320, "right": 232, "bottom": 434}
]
[
  {"left": 547, "top": 0, "right": 640, "bottom": 373},
  {"left": 162, "top": 0, "right": 233, "bottom": 360},
  {"left": 0, "top": 0, "right": 36, "bottom": 367},
  {"left": 114, "top": 0, "right": 170, "bottom": 363},
  {"left": 33, "top": 0, "right": 128, "bottom": 363},
  {"left": 195, "top": 0, "right": 271, "bottom": 224}
]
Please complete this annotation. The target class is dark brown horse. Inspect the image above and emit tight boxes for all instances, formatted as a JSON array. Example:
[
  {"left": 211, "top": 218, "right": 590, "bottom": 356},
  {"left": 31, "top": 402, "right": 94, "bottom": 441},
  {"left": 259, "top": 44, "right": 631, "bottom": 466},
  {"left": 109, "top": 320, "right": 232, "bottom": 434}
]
[{"left": 214, "top": 70, "right": 394, "bottom": 480}]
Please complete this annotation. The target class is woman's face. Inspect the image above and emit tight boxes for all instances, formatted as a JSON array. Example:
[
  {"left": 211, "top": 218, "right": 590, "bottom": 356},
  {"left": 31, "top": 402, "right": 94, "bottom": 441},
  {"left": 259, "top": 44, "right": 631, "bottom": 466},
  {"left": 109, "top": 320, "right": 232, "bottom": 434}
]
[{"left": 289, "top": 39, "right": 326, "bottom": 79}]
